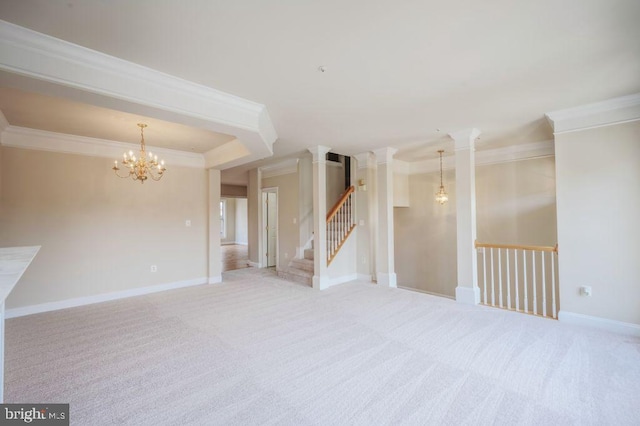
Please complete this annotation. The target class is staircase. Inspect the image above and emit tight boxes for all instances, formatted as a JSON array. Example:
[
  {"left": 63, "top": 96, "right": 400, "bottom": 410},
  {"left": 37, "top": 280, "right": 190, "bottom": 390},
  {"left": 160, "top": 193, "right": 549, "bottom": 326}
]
[
  {"left": 278, "top": 185, "right": 355, "bottom": 287},
  {"left": 277, "top": 245, "right": 314, "bottom": 286}
]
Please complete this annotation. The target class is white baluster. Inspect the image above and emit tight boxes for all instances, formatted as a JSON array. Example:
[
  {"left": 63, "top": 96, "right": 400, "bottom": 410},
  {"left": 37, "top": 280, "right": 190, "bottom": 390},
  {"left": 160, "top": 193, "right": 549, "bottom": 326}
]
[
  {"left": 541, "top": 251, "right": 547, "bottom": 317},
  {"left": 498, "top": 249, "right": 503, "bottom": 308},
  {"left": 532, "top": 251, "right": 537, "bottom": 316},
  {"left": 551, "top": 251, "right": 557, "bottom": 319},
  {"left": 514, "top": 249, "right": 519, "bottom": 312},
  {"left": 490, "top": 248, "right": 495, "bottom": 306},
  {"left": 482, "top": 248, "right": 488, "bottom": 304},
  {"left": 523, "top": 251, "right": 528, "bottom": 314},
  {"left": 506, "top": 249, "right": 511, "bottom": 310}
]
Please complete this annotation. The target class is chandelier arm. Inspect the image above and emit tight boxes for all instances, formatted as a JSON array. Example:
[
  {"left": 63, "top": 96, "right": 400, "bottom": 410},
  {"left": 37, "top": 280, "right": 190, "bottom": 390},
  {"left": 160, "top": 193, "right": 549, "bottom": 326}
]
[{"left": 113, "top": 168, "right": 133, "bottom": 179}]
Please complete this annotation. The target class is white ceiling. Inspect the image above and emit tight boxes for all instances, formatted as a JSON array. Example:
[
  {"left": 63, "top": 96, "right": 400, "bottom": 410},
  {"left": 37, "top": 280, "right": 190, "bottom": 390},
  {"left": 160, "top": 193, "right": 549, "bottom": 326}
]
[
  {"left": 1, "top": 0, "right": 639, "bottom": 182},
  {"left": 0, "top": 88, "right": 235, "bottom": 153}
]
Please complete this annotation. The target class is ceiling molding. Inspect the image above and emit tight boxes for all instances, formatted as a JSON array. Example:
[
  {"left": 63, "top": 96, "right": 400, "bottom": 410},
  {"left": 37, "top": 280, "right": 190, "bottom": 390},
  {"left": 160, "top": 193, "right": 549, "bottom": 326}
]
[
  {"left": 396, "top": 140, "right": 554, "bottom": 175},
  {"left": 373, "top": 147, "right": 398, "bottom": 165},
  {"left": 545, "top": 93, "right": 640, "bottom": 134},
  {"left": 0, "top": 125, "right": 204, "bottom": 168},
  {"left": 260, "top": 158, "right": 299, "bottom": 179},
  {"left": 0, "top": 19, "right": 276, "bottom": 165}
]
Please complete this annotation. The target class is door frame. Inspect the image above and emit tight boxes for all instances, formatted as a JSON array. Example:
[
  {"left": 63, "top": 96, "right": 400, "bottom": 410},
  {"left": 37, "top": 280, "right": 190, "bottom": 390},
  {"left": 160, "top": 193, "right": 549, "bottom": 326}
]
[{"left": 261, "top": 187, "right": 278, "bottom": 269}]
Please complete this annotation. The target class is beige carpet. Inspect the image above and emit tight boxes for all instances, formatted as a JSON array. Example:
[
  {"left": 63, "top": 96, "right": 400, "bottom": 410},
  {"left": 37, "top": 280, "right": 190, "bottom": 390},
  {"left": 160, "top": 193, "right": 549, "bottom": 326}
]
[{"left": 6, "top": 268, "right": 640, "bottom": 425}]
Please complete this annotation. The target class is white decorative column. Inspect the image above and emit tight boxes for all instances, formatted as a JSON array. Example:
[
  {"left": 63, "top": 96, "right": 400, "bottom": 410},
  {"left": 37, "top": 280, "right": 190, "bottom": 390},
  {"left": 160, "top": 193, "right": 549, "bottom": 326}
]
[
  {"left": 354, "top": 152, "right": 378, "bottom": 281},
  {"left": 208, "top": 168, "right": 222, "bottom": 284},
  {"left": 449, "top": 128, "right": 481, "bottom": 304},
  {"left": 308, "top": 145, "right": 331, "bottom": 290},
  {"left": 373, "top": 147, "right": 398, "bottom": 287}
]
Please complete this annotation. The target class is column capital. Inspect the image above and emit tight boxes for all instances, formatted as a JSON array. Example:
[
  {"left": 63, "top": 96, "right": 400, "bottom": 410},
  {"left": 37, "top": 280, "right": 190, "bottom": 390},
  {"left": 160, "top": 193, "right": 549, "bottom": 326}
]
[
  {"left": 449, "top": 128, "right": 481, "bottom": 150},
  {"left": 354, "top": 152, "right": 376, "bottom": 169},
  {"left": 307, "top": 145, "right": 331, "bottom": 163},
  {"left": 373, "top": 147, "right": 398, "bottom": 165}
]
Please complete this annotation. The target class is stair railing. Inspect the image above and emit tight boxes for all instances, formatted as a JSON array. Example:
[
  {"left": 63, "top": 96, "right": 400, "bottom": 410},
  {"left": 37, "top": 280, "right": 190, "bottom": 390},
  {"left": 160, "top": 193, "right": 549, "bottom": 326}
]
[
  {"left": 326, "top": 186, "right": 356, "bottom": 265},
  {"left": 475, "top": 241, "right": 559, "bottom": 319}
]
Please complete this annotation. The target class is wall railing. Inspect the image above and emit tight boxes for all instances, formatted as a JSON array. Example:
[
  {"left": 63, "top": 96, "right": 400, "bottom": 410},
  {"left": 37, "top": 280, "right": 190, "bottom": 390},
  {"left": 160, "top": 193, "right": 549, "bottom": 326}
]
[
  {"left": 475, "top": 241, "right": 559, "bottom": 319},
  {"left": 326, "top": 186, "right": 356, "bottom": 265}
]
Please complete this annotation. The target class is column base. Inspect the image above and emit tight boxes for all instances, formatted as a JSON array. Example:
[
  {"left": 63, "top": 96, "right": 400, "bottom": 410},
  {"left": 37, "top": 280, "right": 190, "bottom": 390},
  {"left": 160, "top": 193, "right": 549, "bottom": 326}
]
[
  {"left": 455, "top": 286, "right": 480, "bottom": 304},
  {"left": 312, "top": 275, "right": 329, "bottom": 290},
  {"left": 377, "top": 272, "right": 397, "bottom": 288}
]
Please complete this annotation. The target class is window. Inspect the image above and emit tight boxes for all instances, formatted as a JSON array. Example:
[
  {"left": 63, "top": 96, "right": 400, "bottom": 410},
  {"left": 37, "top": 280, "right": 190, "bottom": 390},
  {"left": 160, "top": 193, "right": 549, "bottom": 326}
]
[{"left": 220, "top": 199, "right": 226, "bottom": 239}]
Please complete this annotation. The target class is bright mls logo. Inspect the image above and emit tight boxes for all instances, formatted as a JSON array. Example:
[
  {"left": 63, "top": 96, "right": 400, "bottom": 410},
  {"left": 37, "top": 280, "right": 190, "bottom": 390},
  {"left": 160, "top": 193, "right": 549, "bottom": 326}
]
[{"left": 1, "top": 404, "right": 68, "bottom": 425}]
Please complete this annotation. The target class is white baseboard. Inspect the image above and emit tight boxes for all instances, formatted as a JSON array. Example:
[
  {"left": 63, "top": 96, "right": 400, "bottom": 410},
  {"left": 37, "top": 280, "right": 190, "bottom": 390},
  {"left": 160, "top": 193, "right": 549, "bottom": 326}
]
[
  {"left": 398, "top": 286, "right": 455, "bottom": 300},
  {"left": 376, "top": 272, "right": 397, "bottom": 288},
  {"left": 235, "top": 242, "right": 248, "bottom": 246},
  {"left": 247, "top": 261, "right": 261, "bottom": 268},
  {"left": 208, "top": 275, "right": 222, "bottom": 284},
  {"left": 221, "top": 242, "right": 247, "bottom": 246},
  {"left": 455, "top": 285, "right": 480, "bottom": 305},
  {"left": 357, "top": 274, "right": 372, "bottom": 282},
  {"left": 558, "top": 310, "right": 640, "bottom": 336},
  {"left": 327, "top": 273, "right": 358, "bottom": 288},
  {"left": 5, "top": 277, "right": 207, "bottom": 319}
]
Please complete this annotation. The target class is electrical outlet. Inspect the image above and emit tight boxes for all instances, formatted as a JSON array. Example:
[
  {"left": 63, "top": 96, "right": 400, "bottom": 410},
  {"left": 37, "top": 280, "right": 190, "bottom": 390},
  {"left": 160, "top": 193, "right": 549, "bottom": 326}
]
[
  {"left": 359, "top": 219, "right": 365, "bottom": 226},
  {"left": 580, "top": 286, "right": 592, "bottom": 296},
  {"left": 293, "top": 217, "right": 297, "bottom": 224},
  {"left": 185, "top": 220, "right": 191, "bottom": 227},
  {"left": 150, "top": 265, "right": 157, "bottom": 273}
]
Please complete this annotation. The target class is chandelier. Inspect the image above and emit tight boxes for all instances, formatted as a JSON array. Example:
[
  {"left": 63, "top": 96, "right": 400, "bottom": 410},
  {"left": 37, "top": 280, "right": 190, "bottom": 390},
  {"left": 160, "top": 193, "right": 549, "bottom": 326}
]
[
  {"left": 112, "top": 123, "right": 166, "bottom": 183},
  {"left": 435, "top": 149, "right": 448, "bottom": 205}
]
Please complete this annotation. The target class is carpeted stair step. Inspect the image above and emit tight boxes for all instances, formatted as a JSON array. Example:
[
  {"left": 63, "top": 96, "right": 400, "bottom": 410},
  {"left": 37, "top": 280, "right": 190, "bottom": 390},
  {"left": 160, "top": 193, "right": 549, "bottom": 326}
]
[
  {"left": 304, "top": 249, "right": 314, "bottom": 260},
  {"left": 290, "top": 258, "right": 314, "bottom": 272}
]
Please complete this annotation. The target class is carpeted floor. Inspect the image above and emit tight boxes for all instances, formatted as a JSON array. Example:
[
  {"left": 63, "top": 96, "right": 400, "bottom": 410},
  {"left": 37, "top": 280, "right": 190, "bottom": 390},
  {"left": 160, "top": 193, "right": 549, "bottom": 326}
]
[{"left": 6, "top": 268, "right": 640, "bottom": 425}]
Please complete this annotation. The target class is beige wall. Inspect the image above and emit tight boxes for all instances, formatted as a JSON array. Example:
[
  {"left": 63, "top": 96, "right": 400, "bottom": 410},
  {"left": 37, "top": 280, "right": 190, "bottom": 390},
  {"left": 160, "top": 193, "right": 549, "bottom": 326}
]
[
  {"left": 263, "top": 172, "right": 299, "bottom": 271},
  {"left": 326, "top": 161, "right": 345, "bottom": 210},
  {"left": 0, "top": 147, "right": 208, "bottom": 309},
  {"left": 394, "top": 157, "right": 557, "bottom": 298},
  {"left": 555, "top": 120, "right": 640, "bottom": 325},
  {"left": 221, "top": 184, "right": 247, "bottom": 198},
  {"left": 394, "top": 168, "right": 458, "bottom": 297},
  {"left": 247, "top": 168, "right": 260, "bottom": 264},
  {"left": 221, "top": 197, "right": 236, "bottom": 244}
]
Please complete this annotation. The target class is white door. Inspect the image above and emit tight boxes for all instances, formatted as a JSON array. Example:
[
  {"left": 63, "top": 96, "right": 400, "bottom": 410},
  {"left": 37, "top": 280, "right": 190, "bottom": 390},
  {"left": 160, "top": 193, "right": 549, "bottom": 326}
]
[{"left": 263, "top": 191, "right": 277, "bottom": 267}]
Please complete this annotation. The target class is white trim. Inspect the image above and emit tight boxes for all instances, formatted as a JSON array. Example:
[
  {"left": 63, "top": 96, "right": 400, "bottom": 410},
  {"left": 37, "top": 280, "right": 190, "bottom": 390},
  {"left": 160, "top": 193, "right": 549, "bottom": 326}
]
[
  {"left": 558, "top": 311, "right": 640, "bottom": 337},
  {"left": 5, "top": 277, "right": 207, "bottom": 319},
  {"left": 546, "top": 93, "right": 640, "bottom": 134},
  {"left": 403, "top": 140, "right": 554, "bottom": 174},
  {"left": 373, "top": 147, "right": 398, "bottom": 165},
  {"left": 1, "top": 125, "right": 205, "bottom": 168},
  {"left": 0, "top": 20, "right": 276, "bottom": 165},
  {"left": 208, "top": 275, "right": 222, "bottom": 284},
  {"left": 357, "top": 274, "right": 373, "bottom": 282},
  {"left": 398, "top": 286, "right": 456, "bottom": 300},
  {"left": 326, "top": 161, "right": 344, "bottom": 168},
  {"left": 376, "top": 272, "right": 397, "bottom": 288},
  {"left": 455, "top": 285, "right": 480, "bottom": 304},
  {"left": 247, "top": 261, "right": 262, "bottom": 268},
  {"left": 260, "top": 158, "right": 299, "bottom": 179},
  {"left": 327, "top": 273, "right": 358, "bottom": 288},
  {"left": 550, "top": 117, "right": 640, "bottom": 136},
  {"left": 354, "top": 152, "right": 376, "bottom": 169}
]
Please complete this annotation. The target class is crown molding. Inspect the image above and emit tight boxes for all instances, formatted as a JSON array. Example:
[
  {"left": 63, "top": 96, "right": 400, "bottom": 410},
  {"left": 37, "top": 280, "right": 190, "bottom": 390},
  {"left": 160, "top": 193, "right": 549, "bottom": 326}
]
[
  {"left": 307, "top": 145, "right": 331, "bottom": 163},
  {"left": 373, "top": 147, "right": 398, "bottom": 165},
  {"left": 545, "top": 93, "right": 640, "bottom": 134},
  {"left": 0, "top": 125, "right": 204, "bottom": 168},
  {"left": 260, "top": 158, "right": 299, "bottom": 179},
  {"left": 354, "top": 152, "right": 376, "bottom": 169},
  {"left": 0, "top": 20, "right": 276, "bottom": 163},
  {"left": 402, "top": 140, "right": 554, "bottom": 174}
]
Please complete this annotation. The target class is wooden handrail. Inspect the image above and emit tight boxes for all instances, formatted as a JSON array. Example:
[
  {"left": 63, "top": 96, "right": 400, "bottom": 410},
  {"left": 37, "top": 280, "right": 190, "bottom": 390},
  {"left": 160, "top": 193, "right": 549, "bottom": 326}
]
[
  {"left": 475, "top": 240, "right": 558, "bottom": 253},
  {"left": 326, "top": 186, "right": 355, "bottom": 222}
]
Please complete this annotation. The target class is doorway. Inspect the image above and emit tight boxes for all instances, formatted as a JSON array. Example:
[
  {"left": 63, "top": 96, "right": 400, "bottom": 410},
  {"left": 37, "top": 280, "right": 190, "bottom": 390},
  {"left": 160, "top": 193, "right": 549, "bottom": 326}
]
[{"left": 261, "top": 188, "right": 278, "bottom": 268}]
